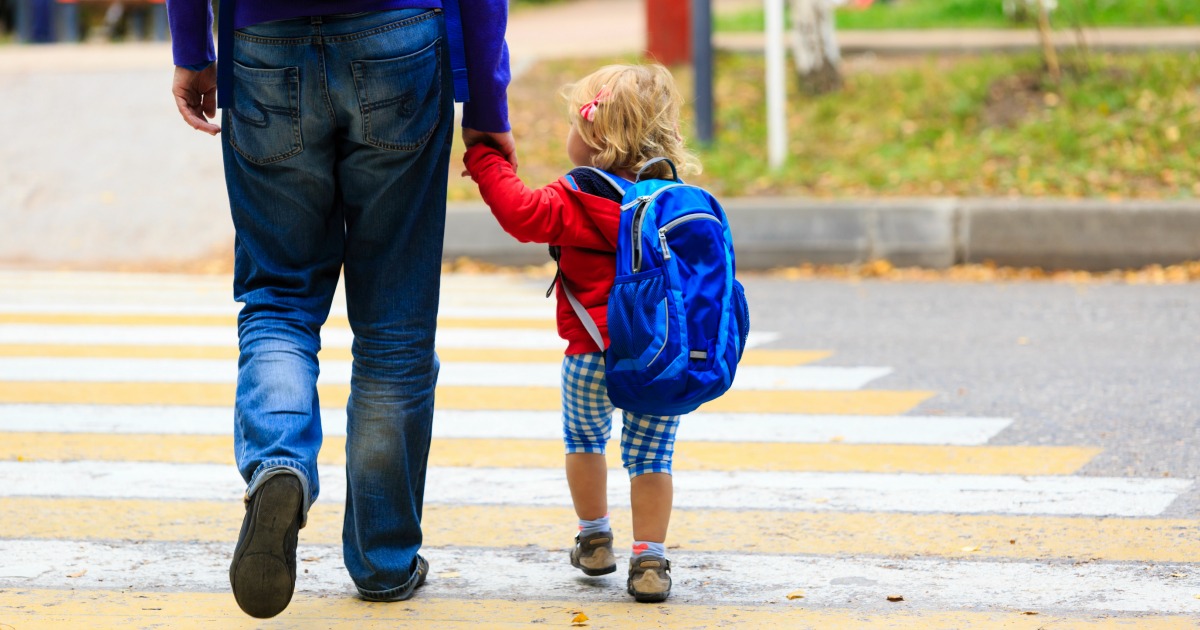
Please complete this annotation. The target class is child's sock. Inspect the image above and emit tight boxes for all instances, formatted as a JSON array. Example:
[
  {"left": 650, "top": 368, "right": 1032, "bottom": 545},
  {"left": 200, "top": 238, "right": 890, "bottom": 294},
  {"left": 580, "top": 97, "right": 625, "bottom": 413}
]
[
  {"left": 578, "top": 514, "right": 611, "bottom": 537},
  {"left": 631, "top": 541, "right": 666, "bottom": 558}
]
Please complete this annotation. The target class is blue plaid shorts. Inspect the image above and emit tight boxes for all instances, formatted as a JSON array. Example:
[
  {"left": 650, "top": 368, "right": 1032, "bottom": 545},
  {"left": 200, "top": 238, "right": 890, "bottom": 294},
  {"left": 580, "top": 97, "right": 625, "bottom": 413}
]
[{"left": 561, "top": 352, "right": 681, "bottom": 478}]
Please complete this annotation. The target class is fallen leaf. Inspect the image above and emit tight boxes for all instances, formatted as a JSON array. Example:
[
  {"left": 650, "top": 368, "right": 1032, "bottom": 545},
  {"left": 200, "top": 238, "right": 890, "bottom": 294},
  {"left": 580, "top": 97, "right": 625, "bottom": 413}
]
[
  {"left": 571, "top": 612, "right": 589, "bottom": 626},
  {"left": 1022, "top": 611, "right": 1039, "bottom": 615},
  {"left": 66, "top": 569, "right": 87, "bottom": 578},
  {"left": 886, "top": 594, "right": 904, "bottom": 602},
  {"left": 1170, "top": 573, "right": 1185, "bottom": 578},
  {"left": 1009, "top": 539, "right": 1017, "bottom": 545},
  {"left": 438, "top": 571, "right": 461, "bottom": 578},
  {"left": 786, "top": 590, "right": 805, "bottom": 600},
  {"left": 960, "top": 545, "right": 981, "bottom": 553}
]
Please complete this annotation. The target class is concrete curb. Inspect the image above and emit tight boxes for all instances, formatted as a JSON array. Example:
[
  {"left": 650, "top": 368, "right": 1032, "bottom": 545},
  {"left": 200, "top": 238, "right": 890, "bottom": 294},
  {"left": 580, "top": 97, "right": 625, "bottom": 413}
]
[{"left": 445, "top": 198, "right": 1200, "bottom": 271}]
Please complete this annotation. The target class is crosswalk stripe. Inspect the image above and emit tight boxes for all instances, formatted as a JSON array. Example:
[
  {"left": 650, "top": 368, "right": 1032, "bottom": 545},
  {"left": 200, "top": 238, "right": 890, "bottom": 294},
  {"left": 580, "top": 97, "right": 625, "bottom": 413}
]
[
  {"left": 2, "top": 499, "right": 1196, "bottom": 562},
  {"left": 0, "top": 312, "right": 557, "bottom": 330},
  {"left": 0, "top": 462, "right": 1182, "bottom": 516},
  {"left": 0, "top": 344, "right": 832, "bottom": 365},
  {"left": 0, "top": 357, "right": 891, "bottom": 391},
  {"left": 1, "top": 587, "right": 1194, "bottom": 629},
  {"left": 0, "top": 324, "right": 782, "bottom": 350},
  {"left": 0, "top": 433, "right": 1095, "bottom": 475},
  {"left": 0, "top": 382, "right": 934, "bottom": 414},
  {"left": 0, "top": 301, "right": 559, "bottom": 319},
  {"left": 0, "top": 405, "right": 1013, "bottom": 445}
]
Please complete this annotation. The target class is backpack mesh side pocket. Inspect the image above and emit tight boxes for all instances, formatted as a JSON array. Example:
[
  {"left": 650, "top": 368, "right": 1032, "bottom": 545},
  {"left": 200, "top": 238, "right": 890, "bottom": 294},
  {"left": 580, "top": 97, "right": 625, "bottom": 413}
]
[{"left": 607, "top": 268, "right": 667, "bottom": 371}]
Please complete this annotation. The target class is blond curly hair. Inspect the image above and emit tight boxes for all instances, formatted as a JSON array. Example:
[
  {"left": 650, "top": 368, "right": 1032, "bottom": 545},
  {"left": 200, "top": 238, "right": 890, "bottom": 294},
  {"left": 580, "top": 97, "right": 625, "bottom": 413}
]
[{"left": 564, "top": 64, "right": 701, "bottom": 181}]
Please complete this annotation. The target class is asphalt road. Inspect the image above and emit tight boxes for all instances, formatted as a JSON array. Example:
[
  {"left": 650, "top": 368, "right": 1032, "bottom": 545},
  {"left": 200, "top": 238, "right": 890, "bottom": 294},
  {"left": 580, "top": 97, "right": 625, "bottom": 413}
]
[{"left": 740, "top": 276, "right": 1200, "bottom": 517}]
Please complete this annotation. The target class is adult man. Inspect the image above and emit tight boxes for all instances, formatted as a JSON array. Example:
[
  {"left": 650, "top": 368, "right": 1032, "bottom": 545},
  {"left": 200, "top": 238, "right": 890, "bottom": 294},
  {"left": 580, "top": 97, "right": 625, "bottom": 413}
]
[{"left": 167, "top": 0, "right": 514, "bottom": 619}]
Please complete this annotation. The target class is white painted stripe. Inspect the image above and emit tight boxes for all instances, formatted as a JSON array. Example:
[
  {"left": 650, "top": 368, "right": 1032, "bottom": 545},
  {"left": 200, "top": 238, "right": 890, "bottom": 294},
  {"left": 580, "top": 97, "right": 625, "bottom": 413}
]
[
  {"left": 0, "top": 405, "right": 1014, "bottom": 445},
  {"left": 0, "top": 303, "right": 556, "bottom": 320},
  {"left": 0, "top": 324, "right": 779, "bottom": 351},
  {"left": 0, "top": 462, "right": 1187, "bottom": 516},
  {"left": 1, "top": 540, "right": 1196, "bottom": 613},
  {"left": 0, "top": 358, "right": 887, "bottom": 391}
]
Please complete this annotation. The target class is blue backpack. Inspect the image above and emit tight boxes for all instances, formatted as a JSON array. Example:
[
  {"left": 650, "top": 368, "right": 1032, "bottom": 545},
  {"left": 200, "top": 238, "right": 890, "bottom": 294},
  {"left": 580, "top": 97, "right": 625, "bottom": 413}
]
[{"left": 561, "top": 158, "right": 750, "bottom": 416}]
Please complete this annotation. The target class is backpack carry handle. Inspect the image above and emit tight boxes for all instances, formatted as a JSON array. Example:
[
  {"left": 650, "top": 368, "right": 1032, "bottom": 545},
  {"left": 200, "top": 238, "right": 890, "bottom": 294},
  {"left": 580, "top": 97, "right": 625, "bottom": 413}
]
[{"left": 635, "top": 157, "right": 680, "bottom": 183}]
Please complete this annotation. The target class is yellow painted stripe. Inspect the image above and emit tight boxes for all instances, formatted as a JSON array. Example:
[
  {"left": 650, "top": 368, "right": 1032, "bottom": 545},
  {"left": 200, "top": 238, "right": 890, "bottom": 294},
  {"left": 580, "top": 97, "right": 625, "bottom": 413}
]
[
  {"left": 0, "top": 312, "right": 555, "bottom": 330},
  {"left": 1, "top": 498, "right": 1196, "bottom": 563},
  {"left": 1, "top": 590, "right": 1192, "bottom": 630},
  {"left": 0, "top": 433, "right": 1097, "bottom": 475},
  {"left": 0, "top": 344, "right": 831, "bottom": 366},
  {"left": 0, "top": 383, "right": 932, "bottom": 415}
]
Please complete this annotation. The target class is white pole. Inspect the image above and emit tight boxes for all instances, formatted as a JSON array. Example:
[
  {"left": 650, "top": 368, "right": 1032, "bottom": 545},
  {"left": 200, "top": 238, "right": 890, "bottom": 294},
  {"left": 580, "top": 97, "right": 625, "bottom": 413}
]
[{"left": 765, "top": 0, "right": 787, "bottom": 170}]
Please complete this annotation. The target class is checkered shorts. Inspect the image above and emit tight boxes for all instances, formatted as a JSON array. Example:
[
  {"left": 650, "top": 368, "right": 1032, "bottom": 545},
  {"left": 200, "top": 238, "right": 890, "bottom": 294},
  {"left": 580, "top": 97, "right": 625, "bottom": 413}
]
[{"left": 561, "top": 352, "right": 681, "bottom": 478}]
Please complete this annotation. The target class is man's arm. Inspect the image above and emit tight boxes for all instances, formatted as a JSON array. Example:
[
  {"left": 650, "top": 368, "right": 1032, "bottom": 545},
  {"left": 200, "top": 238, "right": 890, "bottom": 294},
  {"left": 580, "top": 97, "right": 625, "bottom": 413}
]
[
  {"left": 166, "top": 0, "right": 219, "bottom": 134},
  {"left": 459, "top": 1, "right": 516, "bottom": 167}
]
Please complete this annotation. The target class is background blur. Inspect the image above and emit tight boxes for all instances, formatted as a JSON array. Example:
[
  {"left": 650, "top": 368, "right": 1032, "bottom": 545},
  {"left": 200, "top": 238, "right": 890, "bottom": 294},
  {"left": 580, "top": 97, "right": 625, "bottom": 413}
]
[{"left": 1, "top": 0, "right": 1197, "bottom": 271}]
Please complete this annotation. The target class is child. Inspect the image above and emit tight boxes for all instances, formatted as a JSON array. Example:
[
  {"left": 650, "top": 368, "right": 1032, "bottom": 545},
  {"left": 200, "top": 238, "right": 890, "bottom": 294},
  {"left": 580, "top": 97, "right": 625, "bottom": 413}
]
[{"left": 463, "top": 64, "right": 701, "bottom": 603}]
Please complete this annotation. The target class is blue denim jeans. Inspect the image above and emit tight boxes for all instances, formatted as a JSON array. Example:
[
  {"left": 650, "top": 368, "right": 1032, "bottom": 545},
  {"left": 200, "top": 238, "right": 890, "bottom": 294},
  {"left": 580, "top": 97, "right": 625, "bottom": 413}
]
[{"left": 221, "top": 8, "right": 452, "bottom": 600}]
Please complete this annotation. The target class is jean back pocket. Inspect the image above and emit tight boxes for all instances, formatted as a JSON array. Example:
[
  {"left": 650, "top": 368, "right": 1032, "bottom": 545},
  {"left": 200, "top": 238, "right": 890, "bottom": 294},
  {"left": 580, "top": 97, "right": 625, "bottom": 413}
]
[
  {"left": 351, "top": 38, "right": 443, "bottom": 151},
  {"left": 229, "top": 62, "right": 302, "bottom": 165}
]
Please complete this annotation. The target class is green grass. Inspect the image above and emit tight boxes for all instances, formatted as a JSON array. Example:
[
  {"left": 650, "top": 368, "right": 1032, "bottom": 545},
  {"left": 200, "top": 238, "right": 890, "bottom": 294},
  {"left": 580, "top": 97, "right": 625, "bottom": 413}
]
[
  {"left": 715, "top": 0, "right": 1200, "bottom": 32},
  {"left": 447, "top": 51, "right": 1200, "bottom": 201}
]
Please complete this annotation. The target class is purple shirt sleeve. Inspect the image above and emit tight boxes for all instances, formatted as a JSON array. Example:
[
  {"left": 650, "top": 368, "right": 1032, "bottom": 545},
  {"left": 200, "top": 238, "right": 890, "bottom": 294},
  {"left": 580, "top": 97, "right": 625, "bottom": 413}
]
[
  {"left": 166, "top": 0, "right": 216, "bottom": 68},
  {"left": 459, "top": 1, "right": 511, "bottom": 133}
]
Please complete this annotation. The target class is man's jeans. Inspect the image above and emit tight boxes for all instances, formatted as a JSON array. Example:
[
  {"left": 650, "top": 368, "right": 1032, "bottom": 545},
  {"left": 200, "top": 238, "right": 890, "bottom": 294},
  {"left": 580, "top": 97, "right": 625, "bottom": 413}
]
[{"left": 221, "top": 9, "right": 452, "bottom": 600}]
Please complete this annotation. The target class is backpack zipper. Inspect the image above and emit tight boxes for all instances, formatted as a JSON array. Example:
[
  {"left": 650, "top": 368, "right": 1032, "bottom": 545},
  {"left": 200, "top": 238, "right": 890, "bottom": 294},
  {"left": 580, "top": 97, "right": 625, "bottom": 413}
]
[
  {"left": 630, "top": 184, "right": 690, "bottom": 273},
  {"left": 656, "top": 213, "right": 723, "bottom": 262}
]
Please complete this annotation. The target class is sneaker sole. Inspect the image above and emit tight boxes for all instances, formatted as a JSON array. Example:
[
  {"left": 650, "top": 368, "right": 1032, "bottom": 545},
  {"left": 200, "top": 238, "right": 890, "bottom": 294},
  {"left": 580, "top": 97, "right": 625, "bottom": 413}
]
[
  {"left": 628, "top": 567, "right": 671, "bottom": 603},
  {"left": 570, "top": 547, "right": 617, "bottom": 576},
  {"left": 230, "top": 476, "right": 302, "bottom": 619}
]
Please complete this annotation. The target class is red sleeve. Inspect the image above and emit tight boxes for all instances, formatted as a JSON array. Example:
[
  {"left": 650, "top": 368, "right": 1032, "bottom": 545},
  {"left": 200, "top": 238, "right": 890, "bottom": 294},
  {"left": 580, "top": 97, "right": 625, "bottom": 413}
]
[{"left": 464, "top": 144, "right": 612, "bottom": 249}]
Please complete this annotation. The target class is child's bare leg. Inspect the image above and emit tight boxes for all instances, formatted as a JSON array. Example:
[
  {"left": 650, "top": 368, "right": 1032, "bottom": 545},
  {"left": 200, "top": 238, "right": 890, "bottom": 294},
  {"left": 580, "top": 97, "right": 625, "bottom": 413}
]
[
  {"left": 630, "top": 472, "right": 673, "bottom": 542},
  {"left": 565, "top": 453, "right": 608, "bottom": 520}
]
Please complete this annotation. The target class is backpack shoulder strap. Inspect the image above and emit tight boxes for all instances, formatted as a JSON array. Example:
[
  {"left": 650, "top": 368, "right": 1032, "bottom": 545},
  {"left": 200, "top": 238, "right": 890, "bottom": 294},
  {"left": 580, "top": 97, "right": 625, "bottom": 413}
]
[
  {"left": 577, "top": 167, "right": 630, "bottom": 198},
  {"left": 561, "top": 281, "right": 606, "bottom": 351}
]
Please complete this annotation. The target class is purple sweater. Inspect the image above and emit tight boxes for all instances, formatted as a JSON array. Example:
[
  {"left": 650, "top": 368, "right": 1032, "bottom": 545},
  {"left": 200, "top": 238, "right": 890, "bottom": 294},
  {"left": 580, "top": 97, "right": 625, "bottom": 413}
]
[{"left": 166, "top": 0, "right": 510, "bottom": 132}]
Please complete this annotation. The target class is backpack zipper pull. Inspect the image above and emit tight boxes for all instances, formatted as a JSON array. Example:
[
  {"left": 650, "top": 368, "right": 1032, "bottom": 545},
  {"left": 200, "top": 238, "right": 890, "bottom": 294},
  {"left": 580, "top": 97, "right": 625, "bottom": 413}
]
[{"left": 659, "top": 229, "right": 671, "bottom": 260}]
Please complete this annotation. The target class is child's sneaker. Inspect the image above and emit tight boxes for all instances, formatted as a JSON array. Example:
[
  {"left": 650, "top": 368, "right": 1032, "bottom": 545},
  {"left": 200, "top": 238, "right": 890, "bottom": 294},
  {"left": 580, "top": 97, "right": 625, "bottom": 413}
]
[
  {"left": 626, "top": 555, "right": 671, "bottom": 602},
  {"left": 569, "top": 531, "right": 617, "bottom": 576}
]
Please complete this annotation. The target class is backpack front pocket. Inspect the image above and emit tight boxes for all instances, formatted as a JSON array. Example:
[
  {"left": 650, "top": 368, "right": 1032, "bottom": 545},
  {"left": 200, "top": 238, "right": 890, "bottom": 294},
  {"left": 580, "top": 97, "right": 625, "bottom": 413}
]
[{"left": 607, "top": 268, "right": 672, "bottom": 372}]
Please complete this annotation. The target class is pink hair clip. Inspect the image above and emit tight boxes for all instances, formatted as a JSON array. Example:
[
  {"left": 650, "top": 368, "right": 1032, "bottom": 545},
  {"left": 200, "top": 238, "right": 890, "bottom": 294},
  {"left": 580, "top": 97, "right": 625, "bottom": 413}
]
[{"left": 578, "top": 85, "right": 609, "bottom": 122}]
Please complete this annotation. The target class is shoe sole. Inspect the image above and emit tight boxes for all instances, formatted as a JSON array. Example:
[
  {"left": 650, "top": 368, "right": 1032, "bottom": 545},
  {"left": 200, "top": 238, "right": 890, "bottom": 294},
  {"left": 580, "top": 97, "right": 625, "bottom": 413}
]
[
  {"left": 230, "top": 476, "right": 302, "bottom": 619},
  {"left": 570, "top": 546, "right": 617, "bottom": 576},
  {"left": 628, "top": 566, "right": 671, "bottom": 603}
]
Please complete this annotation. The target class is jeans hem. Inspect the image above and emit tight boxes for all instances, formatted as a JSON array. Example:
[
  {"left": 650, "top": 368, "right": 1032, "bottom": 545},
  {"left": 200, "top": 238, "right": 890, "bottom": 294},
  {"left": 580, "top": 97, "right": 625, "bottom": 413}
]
[
  {"left": 246, "top": 461, "right": 315, "bottom": 528},
  {"left": 355, "top": 554, "right": 426, "bottom": 602}
]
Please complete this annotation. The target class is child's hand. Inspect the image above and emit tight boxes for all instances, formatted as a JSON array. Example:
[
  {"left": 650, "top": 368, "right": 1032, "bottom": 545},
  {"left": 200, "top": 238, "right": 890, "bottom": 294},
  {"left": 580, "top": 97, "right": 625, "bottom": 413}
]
[{"left": 462, "top": 128, "right": 518, "bottom": 171}]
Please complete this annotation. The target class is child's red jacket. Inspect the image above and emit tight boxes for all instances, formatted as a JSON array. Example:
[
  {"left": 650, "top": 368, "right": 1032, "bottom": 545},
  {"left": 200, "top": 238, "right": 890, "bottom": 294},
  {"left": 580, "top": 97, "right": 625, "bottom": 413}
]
[{"left": 464, "top": 145, "right": 621, "bottom": 355}]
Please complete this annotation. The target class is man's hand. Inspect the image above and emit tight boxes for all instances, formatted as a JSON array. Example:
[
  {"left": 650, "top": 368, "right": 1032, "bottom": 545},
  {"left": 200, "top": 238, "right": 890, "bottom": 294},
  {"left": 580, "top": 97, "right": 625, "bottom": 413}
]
[
  {"left": 462, "top": 128, "right": 517, "bottom": 170},
  {"left": 172, "top": 65, "right": 220, "bottom": 136}
]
